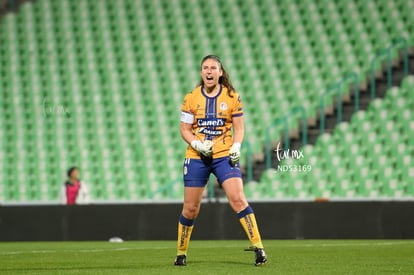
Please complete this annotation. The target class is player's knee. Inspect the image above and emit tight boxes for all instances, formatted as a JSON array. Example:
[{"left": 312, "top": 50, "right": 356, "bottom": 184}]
[
  {"left": 182, "top": 204, "right": 200, "bottom": 219},
  {"left": 229, "top": 195, "right": 248, "bottom": 213}
]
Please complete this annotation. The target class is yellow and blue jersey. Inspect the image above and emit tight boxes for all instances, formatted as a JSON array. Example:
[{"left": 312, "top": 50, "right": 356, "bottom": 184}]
[{"left": 181, "top": 84, "right": 243, "bottom": 159}]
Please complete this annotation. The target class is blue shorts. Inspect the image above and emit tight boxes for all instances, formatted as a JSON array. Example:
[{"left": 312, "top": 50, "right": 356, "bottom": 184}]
[{"left": 183, "top": 157, "right": 242, "bottom": 187}]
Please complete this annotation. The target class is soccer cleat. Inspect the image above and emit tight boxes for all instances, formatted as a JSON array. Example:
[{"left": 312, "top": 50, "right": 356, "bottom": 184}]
[
  {"left": 244, "top": 246, "right": 267, "bottom": 266},
  {"left": 174, "top": 255, "right": 186, "bottom": 266},
  {"left": 254, "top": 248, "right": 267, "bottom": 266}
]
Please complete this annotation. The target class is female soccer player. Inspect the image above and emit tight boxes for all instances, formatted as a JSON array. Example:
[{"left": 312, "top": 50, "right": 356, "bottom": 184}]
[{"left": 174, "top": 55, "right": 267, "bottom": 266}]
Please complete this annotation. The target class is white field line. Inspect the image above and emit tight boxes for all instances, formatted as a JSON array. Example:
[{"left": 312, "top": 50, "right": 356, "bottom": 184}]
[
  {"left": 0, "top": 246, "right": 171, "bottom": 256},
  {"left": 276, "top": 241, "right": 414, "bottom": 248},
  {"left": 1, "top": 241, "right": 414, "bottom": 256}
]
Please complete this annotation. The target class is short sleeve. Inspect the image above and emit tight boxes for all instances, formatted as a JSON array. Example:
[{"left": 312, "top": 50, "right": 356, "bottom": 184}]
[
  {"left": 181, "top": 93, "right": 193, "bottom": 113},
  {"left": 231, "top": 93, "right": 243, "bottom": 117},
  {"left": 180, "top": 93, "right": 194, "bottom": 124}
]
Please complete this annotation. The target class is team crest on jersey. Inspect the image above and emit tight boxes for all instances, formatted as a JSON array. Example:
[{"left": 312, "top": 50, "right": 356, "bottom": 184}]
[{"left": 219, "top": 102, "right": 228, "bottom": 111}]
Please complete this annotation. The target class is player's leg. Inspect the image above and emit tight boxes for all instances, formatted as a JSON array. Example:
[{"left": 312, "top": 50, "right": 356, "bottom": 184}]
[
  {"left": 175, "top": 158, "right": 210, "bottom": 266},
  {"left": 176, "top": 187, "right": 204, "bottom": 257},
  {"left": 222, "top": 177, "right": 267, "bottom": 265},
  {"left": 214, "top": 157, "right": 267, "bottom": 265},
  {"left": 221, "top": 177, "right": 264, "bottom": 249}
]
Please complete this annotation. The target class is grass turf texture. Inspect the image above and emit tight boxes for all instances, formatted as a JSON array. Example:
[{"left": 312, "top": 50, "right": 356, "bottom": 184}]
[{"left": 1, "top": 240, "right": 413, "bottom": 274}]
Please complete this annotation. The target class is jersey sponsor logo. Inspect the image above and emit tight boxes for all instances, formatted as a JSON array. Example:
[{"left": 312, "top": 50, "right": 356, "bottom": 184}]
[
  {"left": 197, "top": 118, "right": 226, "bottom": 127},
  {"left": 198, "top": 128, "right": 223, "bottom": 136}
]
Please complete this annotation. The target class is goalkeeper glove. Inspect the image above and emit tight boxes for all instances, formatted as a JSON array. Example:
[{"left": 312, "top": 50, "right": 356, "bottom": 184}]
[
  {"left": 229, "top": 142, "right": 241, "bottom": 165},
  {"left": 191, "top": 139, "right": 213, "bottom": 157}
]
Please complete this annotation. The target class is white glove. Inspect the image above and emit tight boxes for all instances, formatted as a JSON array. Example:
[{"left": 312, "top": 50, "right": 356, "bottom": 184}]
[
  {"left": 191, "top": 140, "right": 213, "bottom": 157},
  {"left": 229, "top": 142, "right": 241, "bottom": 164}
]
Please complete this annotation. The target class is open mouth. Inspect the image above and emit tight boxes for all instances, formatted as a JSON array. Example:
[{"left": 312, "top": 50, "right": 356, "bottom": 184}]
[{"left": 206, "top": 76, "right": 213, "bottom": 81}]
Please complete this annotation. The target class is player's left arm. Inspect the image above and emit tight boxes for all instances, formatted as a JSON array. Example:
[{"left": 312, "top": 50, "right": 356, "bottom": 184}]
[
  {"left": 229, "top": 115, "right": 244, "bottom": 164},
  {"left": 232, "top": 116, "right": 244, "bottom": 144},
  {"left": 229, "top": 93, "right": 243, "bottom": 163}
]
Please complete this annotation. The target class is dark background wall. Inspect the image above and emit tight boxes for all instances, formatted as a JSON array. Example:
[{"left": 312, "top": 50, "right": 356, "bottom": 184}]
[{"left": 0, "top": 202, "right": 413, "bottom": 241}]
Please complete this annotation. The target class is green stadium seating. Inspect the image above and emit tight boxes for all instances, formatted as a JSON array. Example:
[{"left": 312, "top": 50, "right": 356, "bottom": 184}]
[
  {"left": 0, "top": 0, "right": 413, "bottom": 202},
  {"left": 257, "top": 76, "right": 414, "bottom": 199}
]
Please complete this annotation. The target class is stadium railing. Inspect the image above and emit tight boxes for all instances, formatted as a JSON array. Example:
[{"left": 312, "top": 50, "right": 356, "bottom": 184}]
[
  {"left": 319, "top": 72, "right": 360, "bottom": 134},
  {"left": 150, "top": 178, "right": 181, "bottom": 200},
  {"left": 259, "top": 36, "right": 409, "bottom": 177},
  {"left": 244, "top": 140, "right": 253, "bottom": 183},
  {"left": 265, "top": 105, "right": 307, "bottom": 169},
  {"left": 370, "top": 37, "right": 409, "bottom": 98}
]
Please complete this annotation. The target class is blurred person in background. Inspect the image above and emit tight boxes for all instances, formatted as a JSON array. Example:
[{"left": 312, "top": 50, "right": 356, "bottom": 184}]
[{"left": 63, "top": 166, "right": 89, "bottom": 205}]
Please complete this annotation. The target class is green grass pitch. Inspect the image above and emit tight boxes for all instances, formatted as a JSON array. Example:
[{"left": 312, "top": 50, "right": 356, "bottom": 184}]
[{"left": 1, "top": 240, "right": 413, "bottom": 274}]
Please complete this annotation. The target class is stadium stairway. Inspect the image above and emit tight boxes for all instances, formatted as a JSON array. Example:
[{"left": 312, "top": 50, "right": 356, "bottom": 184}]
[
  {"left": 246, "top": 74, "right": 414, "bottom": 199},
  {"left": 245, "top": 51, "right": 414, "bottom": 182}
]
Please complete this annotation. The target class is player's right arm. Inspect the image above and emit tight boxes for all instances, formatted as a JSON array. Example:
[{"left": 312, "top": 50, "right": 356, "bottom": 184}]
[
  {"left": 180, "top": 93, "right": 197, "bottom": 145},
  {"left": 180, "top": 93, "right": 212, "bottom": 156},
  {"left": 180, "top": 118, "right": 212, "bottom": 157},
  {"left": 180, "top": 121, "right": 195, "bottom": 145}
]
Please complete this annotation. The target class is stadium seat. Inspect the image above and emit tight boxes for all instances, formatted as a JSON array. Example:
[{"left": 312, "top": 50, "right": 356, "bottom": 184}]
[
  {"left": 0, "top": 0, "right": 413, "bottom": 202},
  {"left": 259, "top": 75, "right": 414, "bottom": 199}
]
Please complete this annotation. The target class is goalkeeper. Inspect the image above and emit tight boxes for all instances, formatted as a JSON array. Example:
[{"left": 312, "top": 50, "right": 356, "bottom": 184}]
[{"left": 175, "top": 55, "right": 267, "bottom": 266}]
